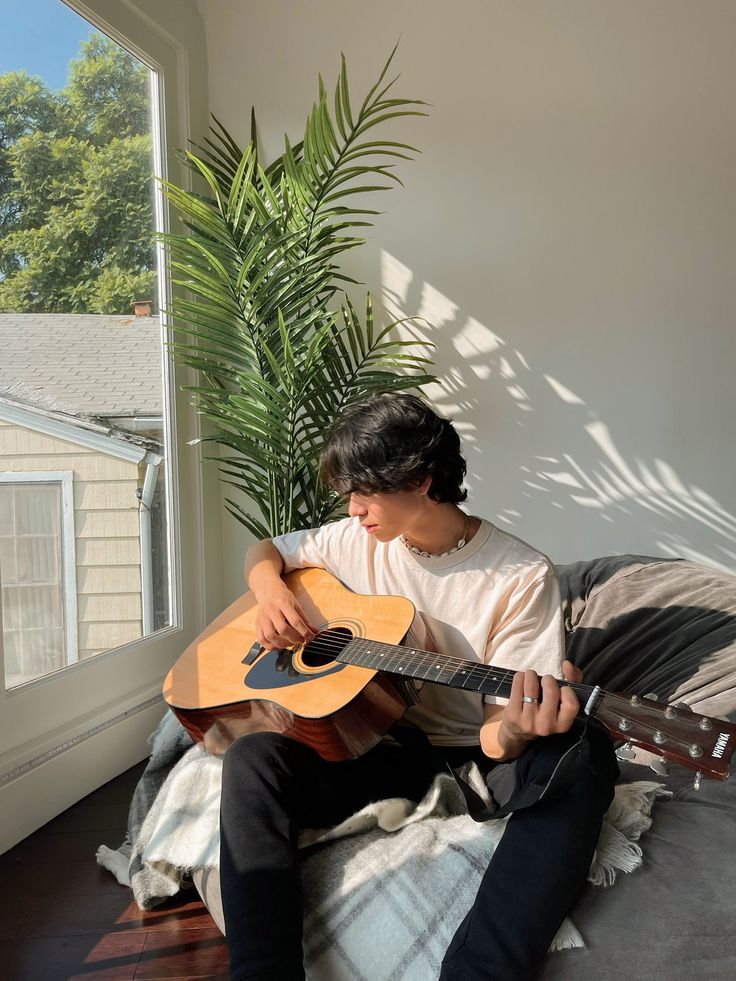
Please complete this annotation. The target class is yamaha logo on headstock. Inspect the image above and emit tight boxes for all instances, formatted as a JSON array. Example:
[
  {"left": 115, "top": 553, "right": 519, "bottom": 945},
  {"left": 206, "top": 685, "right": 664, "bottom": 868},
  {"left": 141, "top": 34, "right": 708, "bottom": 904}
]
[{"left": 712, "top": 733, "right": 730, "bottom": 759}]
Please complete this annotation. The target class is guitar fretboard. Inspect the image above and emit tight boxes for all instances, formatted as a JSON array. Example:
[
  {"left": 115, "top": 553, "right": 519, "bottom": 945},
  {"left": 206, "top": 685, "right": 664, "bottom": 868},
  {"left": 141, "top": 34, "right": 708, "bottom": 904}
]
[{"left": 338, "top": 638, "right": 525, "bottom": 699}]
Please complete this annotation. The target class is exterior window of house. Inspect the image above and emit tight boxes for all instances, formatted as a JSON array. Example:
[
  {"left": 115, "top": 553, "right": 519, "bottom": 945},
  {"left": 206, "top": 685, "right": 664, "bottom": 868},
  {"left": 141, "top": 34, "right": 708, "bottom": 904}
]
[
  {"left": 0, "top": 2, "right": 174, "bottom": 690},
  {"left": 0, "top": 474, "right": 77, "bottom": 688}
]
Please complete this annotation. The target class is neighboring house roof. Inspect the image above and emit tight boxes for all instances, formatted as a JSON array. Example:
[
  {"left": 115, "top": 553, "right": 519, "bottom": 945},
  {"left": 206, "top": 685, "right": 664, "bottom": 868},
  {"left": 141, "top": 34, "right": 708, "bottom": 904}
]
[{"left": 0, "top": 313, "right": 164, "bottom": 450}]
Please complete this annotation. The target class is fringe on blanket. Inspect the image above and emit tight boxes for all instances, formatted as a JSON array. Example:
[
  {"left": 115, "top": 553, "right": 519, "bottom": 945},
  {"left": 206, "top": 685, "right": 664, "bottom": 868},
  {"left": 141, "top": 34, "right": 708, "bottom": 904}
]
[{"left": 588, "top": 779, "right": 664, "bottom": 886}]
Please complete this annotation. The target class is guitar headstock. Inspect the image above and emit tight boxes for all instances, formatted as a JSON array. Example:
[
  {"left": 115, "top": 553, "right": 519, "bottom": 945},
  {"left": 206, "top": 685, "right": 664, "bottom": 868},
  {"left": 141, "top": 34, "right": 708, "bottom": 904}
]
[{"left": 593, "top": 692, "right": 736, "bottom": 782}]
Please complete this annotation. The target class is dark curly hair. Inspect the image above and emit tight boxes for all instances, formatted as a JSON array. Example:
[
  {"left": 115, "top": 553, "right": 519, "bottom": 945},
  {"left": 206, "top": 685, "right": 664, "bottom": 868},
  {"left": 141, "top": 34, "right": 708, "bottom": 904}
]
[{"left": 319, "top": 392, "right": 468, "bottom": 504}]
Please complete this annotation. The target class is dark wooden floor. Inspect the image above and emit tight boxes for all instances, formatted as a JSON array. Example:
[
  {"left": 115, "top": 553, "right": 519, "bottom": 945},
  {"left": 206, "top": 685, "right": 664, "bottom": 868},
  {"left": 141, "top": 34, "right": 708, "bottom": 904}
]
[{"left": 0, "top": 761, "right": 230, "bottom": 980}]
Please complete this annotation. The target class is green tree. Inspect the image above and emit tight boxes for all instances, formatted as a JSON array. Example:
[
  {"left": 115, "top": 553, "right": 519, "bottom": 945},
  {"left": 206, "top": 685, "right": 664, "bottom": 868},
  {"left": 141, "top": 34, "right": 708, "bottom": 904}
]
[
  {"left": 0, "top": 73, "right": 59, "bottom": 246},
  {"left": 0, "top": 35, "right": 155, "bottom": 313}
]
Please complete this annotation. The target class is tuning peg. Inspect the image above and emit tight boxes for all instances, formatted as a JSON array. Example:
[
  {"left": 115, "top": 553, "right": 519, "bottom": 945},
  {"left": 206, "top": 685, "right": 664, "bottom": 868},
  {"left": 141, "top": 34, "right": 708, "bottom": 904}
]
[
  {"left": 615, "top": 742, "right": 637, "bottom": 761},
  {"left": 649, "top": 757, "right": 670, "bottom": 777},
  {"left": 693, "top": 771, "right": 703, "bottom": 791}
]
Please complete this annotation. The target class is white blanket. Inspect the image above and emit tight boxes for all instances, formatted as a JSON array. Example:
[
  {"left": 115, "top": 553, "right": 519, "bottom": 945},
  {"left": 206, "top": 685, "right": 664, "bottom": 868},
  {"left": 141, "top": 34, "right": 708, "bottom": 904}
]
[{"left": 97, "top": 713, "right": 667, "bottom": 977}]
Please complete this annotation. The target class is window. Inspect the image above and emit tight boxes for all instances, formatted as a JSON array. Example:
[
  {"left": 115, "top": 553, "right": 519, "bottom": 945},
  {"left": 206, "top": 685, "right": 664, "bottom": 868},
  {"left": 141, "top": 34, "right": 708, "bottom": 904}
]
[
  {"left": 0, "top": 0, "right": 211, "bottom": 855},
  {"left": 0, "top": 0, "right": 174, "bottom": 690},
  {"left": 0, "top": 472, "right": 78, "bottom": 687}
]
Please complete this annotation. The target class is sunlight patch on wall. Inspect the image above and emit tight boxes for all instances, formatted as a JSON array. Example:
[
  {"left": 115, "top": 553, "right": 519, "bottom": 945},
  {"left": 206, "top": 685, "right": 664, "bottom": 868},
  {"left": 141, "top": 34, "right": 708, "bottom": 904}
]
[
  {"left": 544, "top": 375, "right": 586, "bottom": 405},
  {"left": 452, "top": 318, "right": 504, "bottom": 382},
  {"left": 378, "top": 249, "right": 735, "bottom": 571},
  {"left": 418, "top": 283, "right": 458, "bottom": 329},
  {"left": 380, "top": 251, "right": 414, "bottom": 307}
]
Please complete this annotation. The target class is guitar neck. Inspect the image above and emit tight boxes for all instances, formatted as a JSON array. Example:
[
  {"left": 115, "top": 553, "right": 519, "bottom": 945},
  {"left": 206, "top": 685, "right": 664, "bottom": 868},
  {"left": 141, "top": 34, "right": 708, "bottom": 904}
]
[{"left": 339, "top": 637, "right": 592, "bottom": 705}]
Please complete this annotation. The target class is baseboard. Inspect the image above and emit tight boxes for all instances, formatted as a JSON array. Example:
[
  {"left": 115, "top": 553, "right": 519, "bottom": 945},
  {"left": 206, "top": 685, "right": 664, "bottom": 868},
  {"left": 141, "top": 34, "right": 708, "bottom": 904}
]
[{"left": 0, "top": 696, "right": 167, "bottom": 855}]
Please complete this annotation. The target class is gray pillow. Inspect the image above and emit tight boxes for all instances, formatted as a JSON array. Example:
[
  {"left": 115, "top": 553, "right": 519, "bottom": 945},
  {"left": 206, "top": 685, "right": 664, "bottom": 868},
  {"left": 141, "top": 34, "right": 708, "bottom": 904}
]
[
  {"left": 540, "top": 769, "right": 736, "bottom": 981},
  {"left": 540, "top": 555, "right": 736, "bottom": 980},
  {"left": 555, "top": 555, "right": 736, "bottom": 721}
]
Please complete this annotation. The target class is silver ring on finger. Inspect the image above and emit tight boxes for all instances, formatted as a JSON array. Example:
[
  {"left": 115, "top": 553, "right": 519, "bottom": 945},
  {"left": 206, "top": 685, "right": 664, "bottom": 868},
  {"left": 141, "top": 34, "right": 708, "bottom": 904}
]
[{"left": 522, "top": 695, "right": 539, "bottom": 704}]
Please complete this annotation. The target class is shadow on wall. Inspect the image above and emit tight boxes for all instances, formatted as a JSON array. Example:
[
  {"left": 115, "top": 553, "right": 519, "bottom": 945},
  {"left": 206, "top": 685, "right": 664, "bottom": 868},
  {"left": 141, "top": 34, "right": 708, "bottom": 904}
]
[{"left": 380, "top": 249, "right": 736, "bottom": 573}]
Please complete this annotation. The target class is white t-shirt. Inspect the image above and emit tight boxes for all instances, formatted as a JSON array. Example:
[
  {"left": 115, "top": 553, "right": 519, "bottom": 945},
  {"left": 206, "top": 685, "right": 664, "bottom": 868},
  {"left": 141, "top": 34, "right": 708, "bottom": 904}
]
[{"left": 271, "top": 516, "right": 566, "bottom": 746}]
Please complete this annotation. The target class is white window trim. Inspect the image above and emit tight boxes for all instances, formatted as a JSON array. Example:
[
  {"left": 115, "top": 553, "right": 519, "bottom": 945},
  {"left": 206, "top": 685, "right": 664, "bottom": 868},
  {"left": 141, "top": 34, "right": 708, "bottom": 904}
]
[{"left": 0, "top": 471, "right": 79, "bottom": 679}]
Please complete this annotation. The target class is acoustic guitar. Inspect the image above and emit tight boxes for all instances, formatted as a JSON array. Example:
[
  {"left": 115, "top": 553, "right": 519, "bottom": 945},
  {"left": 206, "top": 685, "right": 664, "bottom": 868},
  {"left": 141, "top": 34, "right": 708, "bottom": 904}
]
[{"left": 163, "top": 567, "right": 736, "bottom": 787}]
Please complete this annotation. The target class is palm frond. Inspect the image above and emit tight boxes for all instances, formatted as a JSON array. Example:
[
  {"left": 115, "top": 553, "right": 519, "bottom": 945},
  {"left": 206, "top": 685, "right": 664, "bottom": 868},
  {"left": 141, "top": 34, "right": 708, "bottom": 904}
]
[{"left": 158, "top": 48, "right": 435, "bottom": 535}]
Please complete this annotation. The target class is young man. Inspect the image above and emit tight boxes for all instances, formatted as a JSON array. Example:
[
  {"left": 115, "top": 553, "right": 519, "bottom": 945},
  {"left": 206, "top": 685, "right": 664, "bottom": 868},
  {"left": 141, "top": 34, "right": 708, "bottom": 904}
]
[{"left": 220, "top": 392, "right": 618, "bottom": 981}]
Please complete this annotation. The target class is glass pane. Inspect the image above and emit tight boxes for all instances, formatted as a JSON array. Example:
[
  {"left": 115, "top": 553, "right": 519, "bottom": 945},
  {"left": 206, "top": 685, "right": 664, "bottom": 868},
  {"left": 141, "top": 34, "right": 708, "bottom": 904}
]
[
  {"left": 0, "top": 538, "right": 18, "bottom": 583},
  {"left": 14, "top": 484, "right": 59, "bottom": 535},
  {"left": 2, "top": 631, "right": 21, "bottom": 686},
  {"left": 1, "top": 588, "right": 22, "bottom": 631},
  {"left": 15, "top": 535, "right": 59, "bottom": 583},
  {"left": 19, "top": 584, "right": 64, "bottom": 629},
  {"left": 0, "top": 486, "right": 13, "bottom": 535},
  {"left": 1, "top": 2, "right": 173, "bottom": 690},
  {"left": 20, "top": 628, "right": 65, "bottom": 685}
]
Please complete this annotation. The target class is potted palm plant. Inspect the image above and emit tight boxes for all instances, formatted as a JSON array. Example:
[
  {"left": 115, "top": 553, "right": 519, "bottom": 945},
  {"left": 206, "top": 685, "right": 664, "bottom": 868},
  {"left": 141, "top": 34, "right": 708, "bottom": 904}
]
[{"left": 159, "top": 47, "right": 436, "bottom": 537}]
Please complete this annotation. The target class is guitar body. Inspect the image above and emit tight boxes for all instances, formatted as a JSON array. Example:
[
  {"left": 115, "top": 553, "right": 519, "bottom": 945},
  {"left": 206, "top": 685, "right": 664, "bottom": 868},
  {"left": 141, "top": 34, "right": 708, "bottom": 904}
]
[{"left": 163, "top": 568, "right": 416, "bottom": 760}]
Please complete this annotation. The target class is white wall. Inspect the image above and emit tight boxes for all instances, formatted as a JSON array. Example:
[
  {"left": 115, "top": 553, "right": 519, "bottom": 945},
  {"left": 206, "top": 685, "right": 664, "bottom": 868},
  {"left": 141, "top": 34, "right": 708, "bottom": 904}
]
[{"left": 196, "top": 0, "right": 736, "bottom": 602}]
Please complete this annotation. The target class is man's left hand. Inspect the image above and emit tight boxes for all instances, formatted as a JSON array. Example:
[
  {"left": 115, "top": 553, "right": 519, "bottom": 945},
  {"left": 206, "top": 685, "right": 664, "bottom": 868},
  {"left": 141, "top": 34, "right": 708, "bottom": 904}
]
[{"left": 501, "top": 660, "right": 583, "bottom": 744}]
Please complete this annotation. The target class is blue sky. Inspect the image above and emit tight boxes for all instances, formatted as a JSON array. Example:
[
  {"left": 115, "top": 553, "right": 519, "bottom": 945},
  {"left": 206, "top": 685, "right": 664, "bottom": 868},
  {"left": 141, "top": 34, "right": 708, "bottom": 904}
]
[{"left": 0, "top": 1, "right": 103, "bottom": 91}]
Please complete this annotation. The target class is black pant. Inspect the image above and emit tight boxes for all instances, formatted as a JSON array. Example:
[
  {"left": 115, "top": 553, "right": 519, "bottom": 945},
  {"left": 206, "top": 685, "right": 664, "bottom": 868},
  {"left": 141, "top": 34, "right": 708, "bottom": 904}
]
[{"left": 219, "top": 723, "right": 618, "bottom": 981}]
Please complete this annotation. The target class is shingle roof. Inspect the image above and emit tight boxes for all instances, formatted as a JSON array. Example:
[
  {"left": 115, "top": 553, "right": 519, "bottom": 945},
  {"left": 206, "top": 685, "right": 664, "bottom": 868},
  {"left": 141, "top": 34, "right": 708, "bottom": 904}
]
[{"left": 0, "top": 313, "right": 164, "bottom": 418}]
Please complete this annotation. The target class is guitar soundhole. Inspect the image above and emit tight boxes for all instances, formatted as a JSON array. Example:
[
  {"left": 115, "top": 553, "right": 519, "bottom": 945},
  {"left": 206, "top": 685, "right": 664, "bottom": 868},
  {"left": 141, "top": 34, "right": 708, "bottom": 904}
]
[{"left": 301, "top": 627, "right": 353, "bottom": 668}]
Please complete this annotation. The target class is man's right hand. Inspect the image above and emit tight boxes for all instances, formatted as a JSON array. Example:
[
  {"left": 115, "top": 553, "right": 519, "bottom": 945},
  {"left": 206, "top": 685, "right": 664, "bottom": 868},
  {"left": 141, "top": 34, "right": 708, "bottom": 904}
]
[{"left": 255, "top": 584, "right": 319, "bottom": 651}]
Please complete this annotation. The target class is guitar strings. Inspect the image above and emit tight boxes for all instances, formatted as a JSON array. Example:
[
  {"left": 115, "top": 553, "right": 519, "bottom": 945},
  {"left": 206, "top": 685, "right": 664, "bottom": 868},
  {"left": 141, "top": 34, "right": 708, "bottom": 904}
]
[
  {"left": 301, "top": 630, "right": 572, "bottom": 684},
  {"left": 289, "top": 630, "right": 594, "bottom": 698}
]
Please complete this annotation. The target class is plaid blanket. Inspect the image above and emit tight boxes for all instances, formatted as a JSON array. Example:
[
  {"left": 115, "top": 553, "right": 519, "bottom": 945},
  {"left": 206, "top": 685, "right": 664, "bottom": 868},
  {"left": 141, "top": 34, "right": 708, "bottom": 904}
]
[{"left": 97, "top": 711, "right": 666, "bottom": 978}]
